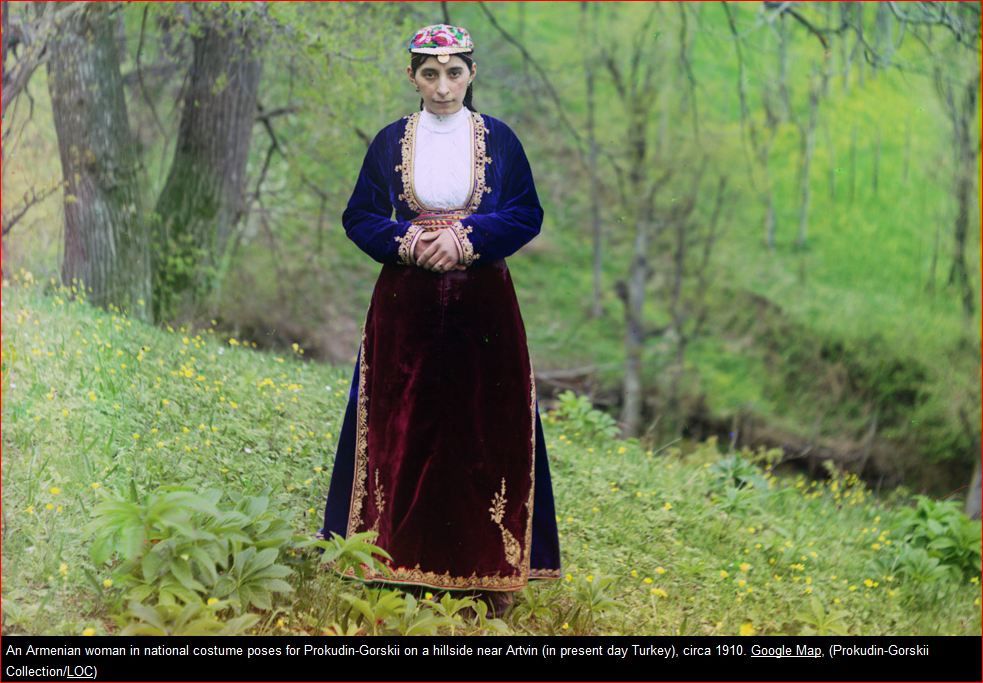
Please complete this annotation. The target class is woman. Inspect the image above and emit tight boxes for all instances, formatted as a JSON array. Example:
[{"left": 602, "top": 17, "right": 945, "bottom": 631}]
[{"left": 317, "top": 23, "right": 561, "bottom": 616}]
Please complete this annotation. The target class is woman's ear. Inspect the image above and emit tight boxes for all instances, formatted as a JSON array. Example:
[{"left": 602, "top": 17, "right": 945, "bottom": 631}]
[
  {"left": 406, "top": 64, "right": 416, "bottom": 86},
  {"left": 469, "top": 62, "right": 477, "bottom": 83}
]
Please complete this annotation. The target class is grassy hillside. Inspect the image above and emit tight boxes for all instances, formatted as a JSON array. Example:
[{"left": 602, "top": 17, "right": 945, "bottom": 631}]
[{"left": 2, "top": 277, "right": 978, "bottom": 636}]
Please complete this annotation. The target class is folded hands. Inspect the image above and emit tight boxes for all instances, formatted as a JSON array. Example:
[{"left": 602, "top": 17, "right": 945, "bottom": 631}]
[{"left": 413, "top": 229, "right": 467, "bottom": 272}]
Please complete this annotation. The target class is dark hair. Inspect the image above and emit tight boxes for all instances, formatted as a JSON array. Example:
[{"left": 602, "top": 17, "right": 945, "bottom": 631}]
[{"left": 410, "top": 52, "right": 476, "bottom": 111}]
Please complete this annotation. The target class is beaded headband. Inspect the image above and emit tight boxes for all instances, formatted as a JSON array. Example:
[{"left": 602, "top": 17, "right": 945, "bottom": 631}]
[{"left": 408, "top": 24, "right": 474, "bottom": 64}]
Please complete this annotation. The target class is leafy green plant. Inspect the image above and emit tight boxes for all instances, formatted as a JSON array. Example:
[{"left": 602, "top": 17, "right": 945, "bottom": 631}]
[
  {"left": 120, "top": 598, "right": 258, "bottom": 636},
  {"left": 424, "top": 592, "right": 478, "bottom": 635},
  {"left": 708, "top": 453, "right": 767, "bottom": 512},
  {"left": 85, "top": 483, "right": 296, "bottom": 621},
  {"left": 794, "top": 596, "right": 851, "bottom": 635},
  {"left": 569, "top": 574, "right": 620, "bottom": 633},
  {"left": 709, "top": 454, "right": 768, "bottom": 492},
  {"left": 340, "top": 587, "right": 407, "bottom": 635},
  {"left": 550, "top": 391, "right": 619, "bottom": 443},
  {"left": 312, "top": 530, "right": 393, "bottom": 579},
  {"left": 896, "top": 545, "right": 959, "bottom": 584},
  {"left": 895, "top": 495, "right": 981, "bottom": 580}
]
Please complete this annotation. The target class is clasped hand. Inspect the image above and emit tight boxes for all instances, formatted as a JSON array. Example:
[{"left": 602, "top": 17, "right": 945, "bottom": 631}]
[{"left": 413, "top": 229, "right": 467, "bottom": 272}]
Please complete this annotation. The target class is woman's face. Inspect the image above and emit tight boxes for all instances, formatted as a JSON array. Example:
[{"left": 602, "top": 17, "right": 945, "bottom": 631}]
[{"left": 407, "top": 55, "right": 475, "bottom": 115}]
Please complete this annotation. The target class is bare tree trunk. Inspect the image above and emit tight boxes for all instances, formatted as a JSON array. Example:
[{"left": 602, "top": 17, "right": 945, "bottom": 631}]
[
  {"left": 825, "top": 118, "right": 836, "bottom": 201},
  {"left": 855, "top": 2, "right": 865, "bottom": 88},
  {"left": 796, "top": 61, "right": 827, "bottom": 249},
  {"left": 46, "top": 2, "right": 151, "bottom": 321},
  {"left": 582, "top": 2, "right": 603, "bottom": 319},
  {"left": 839, "top": 3, "right": 852, "bottom": 94},
  {"left": 776, "top": 10, "right": 790, "bottom": 121},
  {"left": 966, "top": 459, "right": 981, "bottom": 520},
  {"left": 152, "top": 3, "right": 264, "bottom": 322},
  {"left": 620, "top": 209, "right": 650, "bottom": 437}
]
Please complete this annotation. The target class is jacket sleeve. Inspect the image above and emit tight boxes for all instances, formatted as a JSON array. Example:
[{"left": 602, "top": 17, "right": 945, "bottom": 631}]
[
  {"left": 453, "top": 129, "right": 543, "bottom": 265},
  {"left": 342, "top": 128, "right": 422, "bottom": 265}
]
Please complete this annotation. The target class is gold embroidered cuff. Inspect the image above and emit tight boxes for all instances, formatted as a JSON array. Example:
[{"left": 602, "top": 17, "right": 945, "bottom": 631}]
[
  {"left": 395, "top": 225, "right": 424, "bottom": 265},
  {"left": 451, "top": 220, "right": 478, "bottom": 266}
]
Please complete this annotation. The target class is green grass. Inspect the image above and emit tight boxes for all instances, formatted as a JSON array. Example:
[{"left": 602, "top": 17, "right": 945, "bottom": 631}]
[{"left": 2, "top": 276, "right": 978, "bottom": 636}]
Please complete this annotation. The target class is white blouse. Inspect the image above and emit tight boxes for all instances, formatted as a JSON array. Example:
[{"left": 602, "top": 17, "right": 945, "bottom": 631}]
[{"left": 413, "top": 106, "right": 473, "bottom": 210}]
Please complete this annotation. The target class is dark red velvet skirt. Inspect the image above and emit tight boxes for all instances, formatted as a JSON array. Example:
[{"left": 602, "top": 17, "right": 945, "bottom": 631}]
[{"left": 337, "top": 258, "right": 547, "bottom": 591}]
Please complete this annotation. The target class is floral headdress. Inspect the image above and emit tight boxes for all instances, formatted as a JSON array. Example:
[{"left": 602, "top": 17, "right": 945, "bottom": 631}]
[{"left": 408, "top": 24, "right": 474, "bottom": 63}]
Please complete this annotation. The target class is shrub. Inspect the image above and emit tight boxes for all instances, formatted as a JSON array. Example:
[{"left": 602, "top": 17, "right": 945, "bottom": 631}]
[
  {"left": 550, "top": 391, "right": 619, "bottom": 443},
  {"left": 86, "top": 483, "right": 296, "bottom": 631},
  {"left": 894, "top": 495, "right": 981, "bottom": 580}
]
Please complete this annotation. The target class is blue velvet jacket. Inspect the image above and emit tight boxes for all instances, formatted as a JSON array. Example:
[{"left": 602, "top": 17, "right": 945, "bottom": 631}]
[{"left": 342, "top": 109, "right": 544, "bottom": 266}]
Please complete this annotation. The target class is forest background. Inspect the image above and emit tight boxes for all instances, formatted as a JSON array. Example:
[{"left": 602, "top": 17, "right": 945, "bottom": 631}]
[{"left": 2, "top": 1, "right": 980, "bottom": 636}]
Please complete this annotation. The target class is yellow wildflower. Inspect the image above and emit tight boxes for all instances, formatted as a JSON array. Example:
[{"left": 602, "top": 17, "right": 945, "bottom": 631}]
[
  {"left": 49, "top": 486, "right": 62, "bottom": 495},
  {"left": 82, "top": 628, "right": 96, "bottom": 636},
  {"left": 739, "top": 623, "right": 756, "bottom": 636}
]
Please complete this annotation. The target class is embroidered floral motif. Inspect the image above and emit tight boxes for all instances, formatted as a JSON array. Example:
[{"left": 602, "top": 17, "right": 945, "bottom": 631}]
[
  {"left": 450, "top": 220, "right": 478, "bottom": 266},
  {"left": 346, "top": 329, "right": 371, "bottom": 536},
  {"left": 370, "top": 469, "right": 386, "bottom": 533},
  {"left": 395, "top": 224, "right": 423, "bottom": 265},
  {"left": 489, "top": 478, "right": 522, "bottom": 569},
  {"left": 529, "top": 568, "right": 562, "bottom": 579}
]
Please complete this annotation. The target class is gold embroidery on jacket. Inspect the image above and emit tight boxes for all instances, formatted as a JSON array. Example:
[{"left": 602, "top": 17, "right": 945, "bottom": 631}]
[
  {"left": 396, "top": 110, "right": 491, "bottom": 217},
  {"left": 466, "top": 111, "right": 493, "bottom": 215},
  {"left": 489, "top": 478, "right": 522, "bottom": 570},
  {"left": 395, "top": 225, "right": 423, "bottom": 265},
  {"left": 451, "top": 221, "right": 478, "bottom": 266}
]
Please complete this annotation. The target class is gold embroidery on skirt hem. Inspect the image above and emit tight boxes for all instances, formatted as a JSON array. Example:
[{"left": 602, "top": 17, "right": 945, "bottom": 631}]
[
  {"left": 489, "top": 477, "right": 522, "bottom": 569},
  {"left": 330, "top": 563, "right": 528, "bottom": 591}
]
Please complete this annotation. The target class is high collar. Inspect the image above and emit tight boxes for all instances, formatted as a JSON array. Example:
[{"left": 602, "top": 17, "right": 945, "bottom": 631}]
[{"left": 419, "top": 105, "right": 471, "bottom": 134}]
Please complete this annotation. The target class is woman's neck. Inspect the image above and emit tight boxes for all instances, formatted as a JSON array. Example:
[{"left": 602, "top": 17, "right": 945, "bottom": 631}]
[{"left": 419, "top": 105, "right": 470, "bottom": 133}]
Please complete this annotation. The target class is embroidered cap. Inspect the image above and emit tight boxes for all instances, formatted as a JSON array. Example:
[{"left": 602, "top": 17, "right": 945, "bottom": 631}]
[{"left": 408, "top": 24, "right": 474, "bottom": 63}]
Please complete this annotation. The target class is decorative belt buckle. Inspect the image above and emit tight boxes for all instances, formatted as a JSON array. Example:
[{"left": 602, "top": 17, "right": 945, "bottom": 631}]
[{"left": 413, "top": 211, "right": 467, "bottom": 232}]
